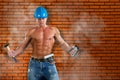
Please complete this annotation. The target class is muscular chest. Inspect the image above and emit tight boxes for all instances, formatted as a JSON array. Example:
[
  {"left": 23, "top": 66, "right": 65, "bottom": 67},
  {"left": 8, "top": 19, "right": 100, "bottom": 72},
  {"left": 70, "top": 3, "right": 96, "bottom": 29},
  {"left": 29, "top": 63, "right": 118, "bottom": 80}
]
[{"left": 31, "top": 28, "right": 55, "bottom": 42}]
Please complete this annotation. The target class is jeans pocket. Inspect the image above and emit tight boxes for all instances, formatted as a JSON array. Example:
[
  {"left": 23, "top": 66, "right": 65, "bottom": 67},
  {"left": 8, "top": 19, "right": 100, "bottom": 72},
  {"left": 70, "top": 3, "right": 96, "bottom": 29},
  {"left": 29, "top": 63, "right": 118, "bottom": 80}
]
[
  {"left": 48, "top": 63, "right": 57, "bottom": 73},
  {"left": 48, "top": 64, "right": 59, "bottom": 80}
]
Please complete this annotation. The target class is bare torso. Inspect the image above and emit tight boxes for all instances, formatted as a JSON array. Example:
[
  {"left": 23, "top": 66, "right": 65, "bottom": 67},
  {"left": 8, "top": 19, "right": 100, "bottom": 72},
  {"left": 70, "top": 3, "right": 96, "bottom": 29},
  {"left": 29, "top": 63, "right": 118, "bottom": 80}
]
[
  {"left": 30, "top": 26, "right": 55, "bottom": 58},
  {"left": 8, "top": 25, "right": 71, "bottom": 58}
]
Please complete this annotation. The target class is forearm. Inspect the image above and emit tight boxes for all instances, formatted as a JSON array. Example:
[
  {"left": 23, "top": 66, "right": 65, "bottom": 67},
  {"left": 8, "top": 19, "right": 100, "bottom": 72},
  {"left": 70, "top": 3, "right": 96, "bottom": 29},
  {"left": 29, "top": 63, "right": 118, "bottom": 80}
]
[
  {"left": 14, "top": 47, "right": 24, "bottom": 56},
  {"left": 14, "top": 43, "right": 28, "bottom": 57},
  {"left": 60, "top": 42, "right": 71, "bottom": 53},
  {"left": 14, "top": 37, "right": 31, "bottom": 56}
]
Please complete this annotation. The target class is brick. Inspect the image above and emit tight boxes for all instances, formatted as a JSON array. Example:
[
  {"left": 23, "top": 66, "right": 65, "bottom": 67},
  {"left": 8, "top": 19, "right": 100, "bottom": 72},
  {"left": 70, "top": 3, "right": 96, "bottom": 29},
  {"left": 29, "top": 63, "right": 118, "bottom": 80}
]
[
  {"left": 109, "top": 0, "right": 120, "bottom": 2},
  {"left": 90, "top": 6, "right": 100, "bottom": 8},
  {"left": 12, "top": 0, "right": 25, "bottom": 3},
  {"left": 100, "top": 5, "right": 110, "bottom": 8}
]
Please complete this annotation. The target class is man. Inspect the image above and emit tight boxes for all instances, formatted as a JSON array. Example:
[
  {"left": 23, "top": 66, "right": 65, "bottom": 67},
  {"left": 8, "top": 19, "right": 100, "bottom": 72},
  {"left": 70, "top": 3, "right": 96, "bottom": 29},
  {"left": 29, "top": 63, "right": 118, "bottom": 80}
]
[{"left": 8, "top": 6, "right": 79, "bottom": 80}]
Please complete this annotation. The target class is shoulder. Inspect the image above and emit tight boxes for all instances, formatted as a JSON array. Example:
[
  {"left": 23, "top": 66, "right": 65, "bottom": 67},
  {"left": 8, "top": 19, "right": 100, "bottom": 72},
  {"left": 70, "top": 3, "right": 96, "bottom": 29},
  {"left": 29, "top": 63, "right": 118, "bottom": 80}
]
[
  {"left": 50, "top": 27, "right": 61, "bottom": 37},
  {"left": 29, "top": 27, "right": 36, "bottom": 32},
  {"left": 26, "top": 27, "right": 36, "bottom": 37},
  {"left": 51, "top": 27, "right": 60, "bottom": 34}
]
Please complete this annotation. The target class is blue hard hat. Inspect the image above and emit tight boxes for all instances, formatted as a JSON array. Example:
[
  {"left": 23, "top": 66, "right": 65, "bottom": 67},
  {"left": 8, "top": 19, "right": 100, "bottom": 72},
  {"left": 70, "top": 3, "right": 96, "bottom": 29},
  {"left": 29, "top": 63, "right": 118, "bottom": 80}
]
[{"left": 34, "top": 6, "right": 48, "bottom": 19}]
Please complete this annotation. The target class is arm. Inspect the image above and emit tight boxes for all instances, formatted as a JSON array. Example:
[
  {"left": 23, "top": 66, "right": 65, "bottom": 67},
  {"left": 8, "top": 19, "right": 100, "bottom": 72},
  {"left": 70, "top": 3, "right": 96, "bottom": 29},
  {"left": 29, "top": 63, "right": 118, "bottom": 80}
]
[
  {"left": 14, "top": 35, "right": 32, "bottom": 56},
  {"left": 54, "top": 28, "right": 80, "bottom": 57},
  {"left": 8, "top": 29, "right": 33, "bottom": 57},
  {"left": 54, "top": 27, "right": 71, "bottom": 52}
]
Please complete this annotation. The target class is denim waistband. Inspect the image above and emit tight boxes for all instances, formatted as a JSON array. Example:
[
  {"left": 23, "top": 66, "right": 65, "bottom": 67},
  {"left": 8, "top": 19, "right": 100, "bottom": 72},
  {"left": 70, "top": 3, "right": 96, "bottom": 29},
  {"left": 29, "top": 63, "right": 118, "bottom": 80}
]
[{"left": 31, "top": 56, "right": 53, "bottom": 62}]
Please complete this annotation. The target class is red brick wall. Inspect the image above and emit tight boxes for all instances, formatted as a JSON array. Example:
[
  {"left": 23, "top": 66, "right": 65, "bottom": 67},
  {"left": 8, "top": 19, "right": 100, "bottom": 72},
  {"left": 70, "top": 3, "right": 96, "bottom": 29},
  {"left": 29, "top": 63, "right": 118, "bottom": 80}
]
[{"left": 0, "top": 0, "right": 120, "bottom": 80}]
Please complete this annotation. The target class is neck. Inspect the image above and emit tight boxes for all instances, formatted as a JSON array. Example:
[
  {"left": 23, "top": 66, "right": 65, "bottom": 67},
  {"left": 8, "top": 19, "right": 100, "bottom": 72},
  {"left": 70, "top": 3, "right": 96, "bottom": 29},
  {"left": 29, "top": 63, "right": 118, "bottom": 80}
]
[{"left": 38, "top": 24, "right": 48, "bottom": 29}]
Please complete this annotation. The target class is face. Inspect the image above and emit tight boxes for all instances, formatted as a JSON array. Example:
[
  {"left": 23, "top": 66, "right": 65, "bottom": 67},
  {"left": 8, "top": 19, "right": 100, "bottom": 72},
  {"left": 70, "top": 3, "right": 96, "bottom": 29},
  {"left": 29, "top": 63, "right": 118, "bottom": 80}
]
[{"left": 36, "top": 18, "right": 47, "bottom": 27}]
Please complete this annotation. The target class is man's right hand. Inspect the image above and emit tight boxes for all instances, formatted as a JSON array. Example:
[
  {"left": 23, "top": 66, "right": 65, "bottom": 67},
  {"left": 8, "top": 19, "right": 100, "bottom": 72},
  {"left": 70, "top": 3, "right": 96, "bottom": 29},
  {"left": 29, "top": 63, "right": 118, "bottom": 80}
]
[{"left": 8, "top": 50, "right": 16, "bottom": 57}]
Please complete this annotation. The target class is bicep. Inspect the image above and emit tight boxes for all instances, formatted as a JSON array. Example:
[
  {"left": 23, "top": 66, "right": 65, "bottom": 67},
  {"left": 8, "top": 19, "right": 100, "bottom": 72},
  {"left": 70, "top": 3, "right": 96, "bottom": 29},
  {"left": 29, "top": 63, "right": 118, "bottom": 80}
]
[
  {"left": 20, "top": 30, "right": 32, "bottom": 49},
  {"left": 55, "top": 28, "right": 66, "bottom": 45},
  {"left": 23, "top": 28, "right": 35, "bottom": 46},
  {"left": 23, "top": 36, "right": 31, "bottom": 46}
]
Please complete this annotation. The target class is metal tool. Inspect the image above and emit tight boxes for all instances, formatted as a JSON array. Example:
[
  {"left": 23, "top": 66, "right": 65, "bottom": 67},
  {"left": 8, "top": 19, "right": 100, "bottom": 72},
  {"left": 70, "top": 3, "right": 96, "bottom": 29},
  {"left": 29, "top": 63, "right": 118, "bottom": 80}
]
[{"left": 4, "top": 43, "right": 17, "bottom": 62}]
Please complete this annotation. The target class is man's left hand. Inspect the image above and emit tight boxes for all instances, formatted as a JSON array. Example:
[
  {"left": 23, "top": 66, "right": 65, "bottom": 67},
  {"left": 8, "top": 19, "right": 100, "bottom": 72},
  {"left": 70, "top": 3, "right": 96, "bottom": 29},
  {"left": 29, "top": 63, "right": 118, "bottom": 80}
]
[{"left": 69, "top": 45, "right": 80, "bottom": 57}]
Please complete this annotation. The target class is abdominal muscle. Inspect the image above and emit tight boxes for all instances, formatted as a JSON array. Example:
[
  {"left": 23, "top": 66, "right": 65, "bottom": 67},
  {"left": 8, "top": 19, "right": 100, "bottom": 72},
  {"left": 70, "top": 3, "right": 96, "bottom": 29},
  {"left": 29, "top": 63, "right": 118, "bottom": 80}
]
[
  {"left": 31, "top": 39, "right": 55, "bottom": 58},
  {"left": 30, "top": 27, "right": 55, "bottom": 58}
]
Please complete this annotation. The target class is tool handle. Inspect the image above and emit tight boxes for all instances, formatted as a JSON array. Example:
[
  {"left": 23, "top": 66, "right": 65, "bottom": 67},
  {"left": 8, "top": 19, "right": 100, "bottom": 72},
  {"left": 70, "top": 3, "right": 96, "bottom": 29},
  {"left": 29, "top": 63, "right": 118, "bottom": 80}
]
[
  {"left": 12, "top": 57, "right": 18, "bottom": 62},
  {"left": 7, "top": 46, "right": 18, "bottom": 63},
  {"left": 6, "top": 46, "right": 10, "bottom": 51}
]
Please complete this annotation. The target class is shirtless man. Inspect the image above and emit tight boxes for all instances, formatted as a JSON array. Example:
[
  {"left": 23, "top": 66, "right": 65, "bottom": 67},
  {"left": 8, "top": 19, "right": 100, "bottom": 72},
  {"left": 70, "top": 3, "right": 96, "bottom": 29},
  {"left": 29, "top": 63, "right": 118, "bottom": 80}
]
[{"left": 8, "top": 6, "right": 79, "bottom": 80}]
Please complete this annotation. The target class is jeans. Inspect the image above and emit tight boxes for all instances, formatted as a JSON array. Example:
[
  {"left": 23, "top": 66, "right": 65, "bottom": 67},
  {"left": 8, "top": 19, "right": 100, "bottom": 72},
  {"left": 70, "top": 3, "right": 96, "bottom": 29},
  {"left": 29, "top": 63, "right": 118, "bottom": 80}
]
[{"left": 28, "top": 58, "right": 59, "bottom": 80}]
